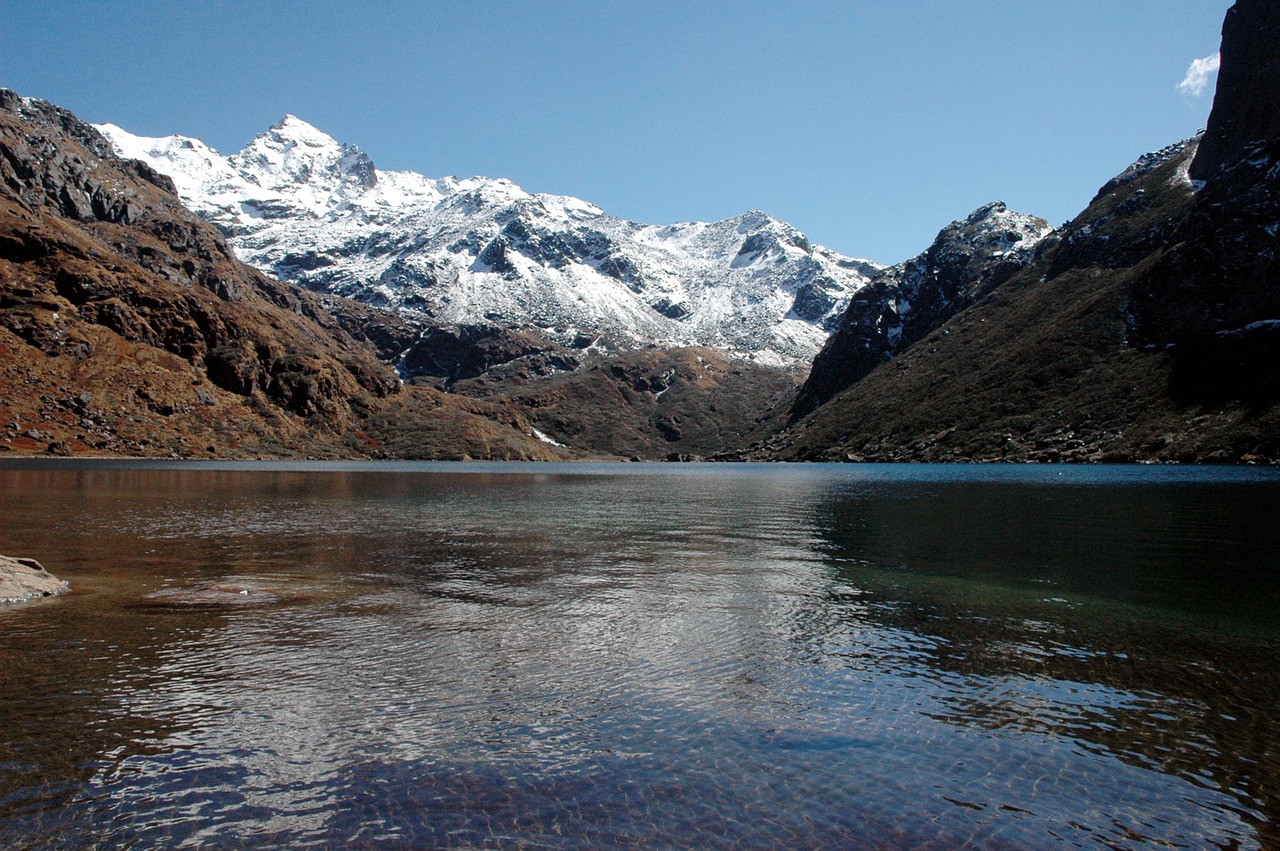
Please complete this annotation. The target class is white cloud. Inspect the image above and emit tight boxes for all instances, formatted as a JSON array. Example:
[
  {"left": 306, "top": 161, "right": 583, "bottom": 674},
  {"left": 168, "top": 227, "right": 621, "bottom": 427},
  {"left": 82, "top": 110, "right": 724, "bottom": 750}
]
[{"left": 1178, "top": 53, "right": 1221, "bottom": 98}]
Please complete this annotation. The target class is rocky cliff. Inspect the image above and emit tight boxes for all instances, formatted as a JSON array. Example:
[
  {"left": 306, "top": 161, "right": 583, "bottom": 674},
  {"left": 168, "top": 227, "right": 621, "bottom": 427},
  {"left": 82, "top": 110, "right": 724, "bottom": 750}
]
[
  {"left": 1124, "top": 0, "right": 1280, "bottom": 404},
  {"left": 1187, "top": 0, "right": 1280, "bottom": 182}
]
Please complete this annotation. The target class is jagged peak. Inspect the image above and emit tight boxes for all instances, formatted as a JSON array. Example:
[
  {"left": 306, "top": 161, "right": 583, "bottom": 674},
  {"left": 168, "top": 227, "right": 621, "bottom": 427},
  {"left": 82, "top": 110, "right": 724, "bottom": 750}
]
[
  {"left": 964, "top": 200, "right": 1010, "bottom": 223},
  {"left": 261, "top": 114, "right": 340, "bottom": 148},
  {"left": 87, "top": 109, "right": 876, "bottom": 365},
  {"left": 234, "top": 115, "right": 359, "bottom": 170},
  {"left": 942, "top": 201, "right": 1052, "bottom": 244},
  {"left": 1, "top": 90, "right": 117, "bottom": 159},
  {"left": 727, "top": 209, "right": 782, "bottom": 232},
  {"left": 228, "top": 115, "right": 378, "bottom": 195}
]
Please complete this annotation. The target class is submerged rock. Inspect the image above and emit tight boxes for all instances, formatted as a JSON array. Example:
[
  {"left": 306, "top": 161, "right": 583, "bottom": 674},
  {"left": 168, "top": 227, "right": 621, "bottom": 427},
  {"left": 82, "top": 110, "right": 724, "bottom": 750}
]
[
  {"left": 142, "top": 582, "right": 286, "bottom": 607},
  {"left": 0, "top": 555, "right": 70, "bottom": 603}
]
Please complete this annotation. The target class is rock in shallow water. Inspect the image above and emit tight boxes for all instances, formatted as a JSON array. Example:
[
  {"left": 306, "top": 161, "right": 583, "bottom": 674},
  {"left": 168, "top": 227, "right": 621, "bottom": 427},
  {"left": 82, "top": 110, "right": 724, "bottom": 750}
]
[
  {"left": 0, "top": 555, "right": 69, "bottom": 603},
  {"left": 142, "top": 583, "right": 285, "bottom": 607}
]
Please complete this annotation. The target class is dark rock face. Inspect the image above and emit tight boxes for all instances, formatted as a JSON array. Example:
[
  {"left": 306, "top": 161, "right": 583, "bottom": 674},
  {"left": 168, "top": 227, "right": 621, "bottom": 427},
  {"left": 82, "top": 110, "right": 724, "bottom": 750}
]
[
  {"left": 1127, "top": 1, "right": 1280, "bottom": 405},
  {"left": 1188, "top": 0, "right": 1280, "bottom": 181},
  {"left": 1128, "top": 140, "right": 1280, "bottom": 344},
  {"left": 1127, "top": 136, "right": 1280, "bottom": 406},
  {"left": 792, "top": 202, "right": 1049, "bottom": 419},
  {"left": 400, "top": 323, "right": 579, "bottom": 383},
  {"left": 651, "top": 298, "right": 690, "bottom": 320}
]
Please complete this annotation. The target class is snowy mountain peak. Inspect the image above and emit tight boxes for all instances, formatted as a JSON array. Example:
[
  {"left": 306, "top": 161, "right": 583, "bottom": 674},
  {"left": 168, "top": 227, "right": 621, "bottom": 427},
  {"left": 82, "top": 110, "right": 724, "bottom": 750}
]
[
  {"left": 97, "top": 117, "right": 885, "bottom": 365},
  {"left": 733, "top": 209, "right": 775, "bottom": 230},
  {"left": 269, "top": 113, "right": 334, "bottom": 142},
  {"left": 228, "top": 115, "right": 376, "bottom": 208}
]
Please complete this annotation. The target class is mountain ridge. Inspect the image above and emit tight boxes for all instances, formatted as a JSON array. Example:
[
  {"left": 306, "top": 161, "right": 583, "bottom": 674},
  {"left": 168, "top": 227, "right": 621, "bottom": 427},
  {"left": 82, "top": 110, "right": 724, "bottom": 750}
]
[
  {"left": 3, "top": 3, "right": 1269, "bottom": 464},
  {"left": 0, "top": 89, "right": 815, "bottom": 461},
  {"left": 792, "top": 200, "right": 1052, "bottom": 418},
  {"left": 97, "top": 117, "right": 884, "bottom": 368}
]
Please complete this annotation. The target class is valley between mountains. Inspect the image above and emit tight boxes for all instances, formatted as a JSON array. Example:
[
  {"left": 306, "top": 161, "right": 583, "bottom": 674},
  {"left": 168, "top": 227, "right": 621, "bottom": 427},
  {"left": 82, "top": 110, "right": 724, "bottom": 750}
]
[{"left": 0, "top": 0, "right": 1276, "bottom": 463}]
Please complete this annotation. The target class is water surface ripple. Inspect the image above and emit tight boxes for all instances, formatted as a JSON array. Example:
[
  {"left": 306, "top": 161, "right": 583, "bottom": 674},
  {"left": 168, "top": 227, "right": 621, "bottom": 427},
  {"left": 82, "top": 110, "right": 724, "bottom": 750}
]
[{"left": 1, "top": 461, "right": 1278, "bottom": 848}]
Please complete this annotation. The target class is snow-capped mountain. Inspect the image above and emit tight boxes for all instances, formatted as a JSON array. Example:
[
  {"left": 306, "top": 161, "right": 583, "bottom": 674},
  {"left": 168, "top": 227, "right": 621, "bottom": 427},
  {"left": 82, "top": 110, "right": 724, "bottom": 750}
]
[{"left": 98, "top": 117, "right": 882, "bottom": 365}]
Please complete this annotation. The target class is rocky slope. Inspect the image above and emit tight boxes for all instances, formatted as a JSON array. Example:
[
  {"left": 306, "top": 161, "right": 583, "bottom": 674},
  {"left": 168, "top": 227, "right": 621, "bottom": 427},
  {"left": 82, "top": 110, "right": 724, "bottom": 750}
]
[
  {"left": 443, "top": 345, "right": 799, "bottom": 461},
  {"left": 757, "top": 0, "right": 1280, "bottom": 467},
  {"left": 98, "top": 119, "right": 882, "bottom": 367},
  {"left": 1125, "top": 0, "right": 1280, "bottom": 405},
  {"left": 0, "top": 89, "right": 572, "bottom": 460},
  {"left": 6, "top": 3, "right": 1268, "bottom": 465},
  {"left": 792, "top": 201, "right": 1051, "bottom": 418}
]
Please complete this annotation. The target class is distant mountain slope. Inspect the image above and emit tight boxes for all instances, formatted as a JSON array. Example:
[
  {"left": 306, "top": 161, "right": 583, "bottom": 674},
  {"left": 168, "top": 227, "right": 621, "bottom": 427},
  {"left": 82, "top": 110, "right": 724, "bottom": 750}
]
[
  {"left": 98, "top": 119, "right": 881, "bottom": 366},
  {"left": 443, "top": 345, "right": 799, "bottom": 461}
]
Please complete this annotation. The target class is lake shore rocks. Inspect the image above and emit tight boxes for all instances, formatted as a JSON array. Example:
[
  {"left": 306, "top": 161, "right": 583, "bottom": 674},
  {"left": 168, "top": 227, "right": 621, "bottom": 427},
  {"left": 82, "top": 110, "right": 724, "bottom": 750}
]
[{"left": 0, "top": 555, "right": 69, "bottom": 603}]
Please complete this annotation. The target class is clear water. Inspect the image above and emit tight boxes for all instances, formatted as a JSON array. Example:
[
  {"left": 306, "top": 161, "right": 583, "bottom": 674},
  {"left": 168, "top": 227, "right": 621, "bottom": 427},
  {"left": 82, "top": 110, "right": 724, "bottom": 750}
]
[{"left": 1, "top": 461, "right": 1278, "bottom": 849}]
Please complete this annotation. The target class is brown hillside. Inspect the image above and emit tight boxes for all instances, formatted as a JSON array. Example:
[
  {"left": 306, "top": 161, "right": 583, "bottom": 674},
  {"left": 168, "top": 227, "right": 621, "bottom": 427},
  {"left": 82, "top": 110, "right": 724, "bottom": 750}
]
[
  {"left": 442, "top": 346, "right": 800, "bottom": 460},
  {"left": 768, "top": 141, "right": 1279, "bottom": 464}
]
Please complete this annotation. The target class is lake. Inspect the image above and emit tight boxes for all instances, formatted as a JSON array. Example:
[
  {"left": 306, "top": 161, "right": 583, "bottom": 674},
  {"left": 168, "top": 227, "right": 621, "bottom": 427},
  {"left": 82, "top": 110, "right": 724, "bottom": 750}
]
[{"left": 1, "top": 460, "right": 1278, "bottom": 848}]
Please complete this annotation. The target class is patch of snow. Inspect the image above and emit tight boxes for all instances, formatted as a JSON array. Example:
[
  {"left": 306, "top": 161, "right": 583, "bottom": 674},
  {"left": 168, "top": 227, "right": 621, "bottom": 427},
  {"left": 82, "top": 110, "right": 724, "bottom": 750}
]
[
  {"left": 1217, "top": 318, "right": 1280, "bottom": 337},
  {"left": 532, "top": 428, "right": 566, "bottom": 447}
]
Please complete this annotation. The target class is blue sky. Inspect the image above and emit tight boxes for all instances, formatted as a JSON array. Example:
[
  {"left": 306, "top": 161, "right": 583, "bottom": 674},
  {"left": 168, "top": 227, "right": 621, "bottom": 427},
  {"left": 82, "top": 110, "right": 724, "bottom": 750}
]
[{"left": 1, "top": 1, "right": 1230, "bottom": 264}]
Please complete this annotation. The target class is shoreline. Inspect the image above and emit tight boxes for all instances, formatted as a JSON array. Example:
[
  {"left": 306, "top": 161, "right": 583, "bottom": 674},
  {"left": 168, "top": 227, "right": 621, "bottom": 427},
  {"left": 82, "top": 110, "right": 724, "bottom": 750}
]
[{"left": 0, "top": 450, "right": 1275, "bottom": 466}]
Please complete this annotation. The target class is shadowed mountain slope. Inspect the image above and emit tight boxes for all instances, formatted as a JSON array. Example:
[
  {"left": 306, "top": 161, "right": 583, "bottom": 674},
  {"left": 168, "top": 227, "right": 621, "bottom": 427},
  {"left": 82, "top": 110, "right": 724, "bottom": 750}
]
[{"left": 791, "top": 201, "right": 1051, "bottom": 420}]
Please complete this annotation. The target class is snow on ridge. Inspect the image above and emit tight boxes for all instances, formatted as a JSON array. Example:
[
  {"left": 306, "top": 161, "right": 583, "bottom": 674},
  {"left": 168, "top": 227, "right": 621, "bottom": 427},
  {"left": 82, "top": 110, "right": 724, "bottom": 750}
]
[
  {"left": 94, "top": 123, "right": 245, "bottom": 208},
  {"left": 95, "top": 118, "right": 883, "bottom": 365}
]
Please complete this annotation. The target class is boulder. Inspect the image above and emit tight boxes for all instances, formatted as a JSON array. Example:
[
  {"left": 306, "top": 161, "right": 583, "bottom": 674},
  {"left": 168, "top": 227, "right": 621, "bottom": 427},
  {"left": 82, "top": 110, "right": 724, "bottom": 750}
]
[{"left": 0, "top": 555, "right": 69, "bottom": 603}]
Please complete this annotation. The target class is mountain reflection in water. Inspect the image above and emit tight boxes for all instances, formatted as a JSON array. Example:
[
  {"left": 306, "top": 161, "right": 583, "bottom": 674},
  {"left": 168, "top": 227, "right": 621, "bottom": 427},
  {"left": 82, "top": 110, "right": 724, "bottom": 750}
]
[{"left": 0, "top": 461, "right": 1277, "bottom": 849}]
